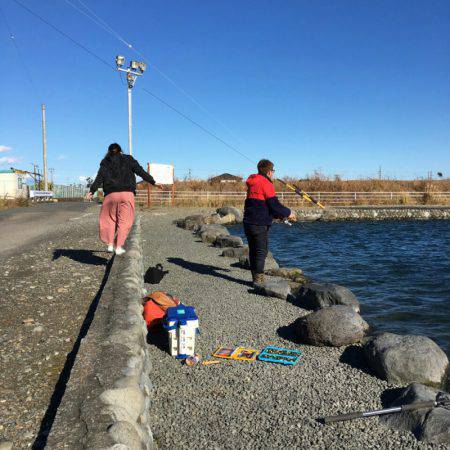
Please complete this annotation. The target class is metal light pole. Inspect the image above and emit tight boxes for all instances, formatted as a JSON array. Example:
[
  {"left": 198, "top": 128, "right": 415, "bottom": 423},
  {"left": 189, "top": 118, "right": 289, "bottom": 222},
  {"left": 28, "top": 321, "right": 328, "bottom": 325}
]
[
  {"left": 42, "top": 104, "right": 48, "bottom": 190},
  {"left": 115, "top": 56, "right": 147, "bottom": 156}
]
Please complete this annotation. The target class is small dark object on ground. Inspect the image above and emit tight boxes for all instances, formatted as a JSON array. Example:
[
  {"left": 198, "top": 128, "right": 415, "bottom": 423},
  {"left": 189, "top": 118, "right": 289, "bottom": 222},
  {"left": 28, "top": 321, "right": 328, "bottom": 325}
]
[{"left": 144, "top": 264, "right": 169, "bottom": 284}]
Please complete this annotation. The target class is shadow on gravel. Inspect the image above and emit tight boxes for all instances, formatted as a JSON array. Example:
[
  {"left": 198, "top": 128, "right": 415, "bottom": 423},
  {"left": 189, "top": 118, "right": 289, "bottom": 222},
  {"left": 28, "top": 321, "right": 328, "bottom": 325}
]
[
  {"left": 339, "top": 345, "right": 374, "bottom": 377},
  {"left": 277, "top": 321, "right": 300, "bottom": 344},
  {"left": 167, "top": 257, "right": 252, "bottom": 287},
  {"left": 32, "top": 256, "right": 115, "bottom": 450},
  {"left": 380, "top": 387, "right": 405, "bottom": 407},
  {"left": 53, "top": 249, "right": 108, "bottom": 266},
  {"left": 147, "top": 329, "right": 169, "bottom": 352}
]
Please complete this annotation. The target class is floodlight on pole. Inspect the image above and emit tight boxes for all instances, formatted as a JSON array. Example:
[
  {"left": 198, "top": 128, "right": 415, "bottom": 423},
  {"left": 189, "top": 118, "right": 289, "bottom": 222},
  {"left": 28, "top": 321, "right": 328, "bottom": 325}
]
[{"left": 115, "top": 56, "right": 147, "bottom": 156}]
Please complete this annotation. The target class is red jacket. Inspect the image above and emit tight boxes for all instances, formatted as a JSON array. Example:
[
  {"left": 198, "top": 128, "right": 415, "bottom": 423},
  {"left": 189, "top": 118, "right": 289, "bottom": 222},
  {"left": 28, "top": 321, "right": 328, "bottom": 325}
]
[{"left": 243, "top": 174, "right": 291, "bottom": 225}]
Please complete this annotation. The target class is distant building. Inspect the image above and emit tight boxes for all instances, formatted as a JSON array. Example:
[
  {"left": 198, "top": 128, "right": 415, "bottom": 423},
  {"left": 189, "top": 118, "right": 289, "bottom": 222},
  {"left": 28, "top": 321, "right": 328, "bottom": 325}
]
[
  {"left": 208, "top": 173, "right": 243, "bottom": 184},
  {"left": 0, "top": 169, "right": 29, "bottom": 199}
]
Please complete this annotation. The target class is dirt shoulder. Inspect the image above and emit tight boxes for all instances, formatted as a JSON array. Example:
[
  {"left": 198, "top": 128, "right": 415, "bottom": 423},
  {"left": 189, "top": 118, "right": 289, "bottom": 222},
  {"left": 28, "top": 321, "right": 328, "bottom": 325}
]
[{"left": 0, "top": 205, "right": 112, "bottom": 449}]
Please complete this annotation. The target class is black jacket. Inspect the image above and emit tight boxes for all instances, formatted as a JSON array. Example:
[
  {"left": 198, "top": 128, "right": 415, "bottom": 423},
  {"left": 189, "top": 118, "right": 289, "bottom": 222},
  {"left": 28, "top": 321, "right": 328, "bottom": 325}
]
[{"left": 90, "top": 153, "right": 155, "bottom": 196}]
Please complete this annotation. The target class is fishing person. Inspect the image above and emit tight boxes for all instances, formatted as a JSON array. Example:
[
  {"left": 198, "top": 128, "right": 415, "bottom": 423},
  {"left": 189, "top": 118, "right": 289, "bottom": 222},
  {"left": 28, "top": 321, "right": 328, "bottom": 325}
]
[
  {"left": 243, "top": 159, "right": 296, "bottom": 285},
  {"left": 86, "top": 143, "right": 160, "bottom": 255}
]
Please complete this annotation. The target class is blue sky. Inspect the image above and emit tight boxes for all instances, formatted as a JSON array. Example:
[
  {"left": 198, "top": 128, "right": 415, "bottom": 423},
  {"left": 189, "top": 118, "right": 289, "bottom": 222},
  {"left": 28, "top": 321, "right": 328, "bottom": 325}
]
[{"left": 0, "top": 0, "right": 449, "bottom": 184}]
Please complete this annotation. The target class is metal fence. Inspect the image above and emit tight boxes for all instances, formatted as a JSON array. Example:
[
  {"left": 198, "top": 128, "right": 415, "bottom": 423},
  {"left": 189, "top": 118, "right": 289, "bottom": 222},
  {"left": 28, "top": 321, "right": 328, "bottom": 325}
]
[
  {"left": 135, "top": 190, "right": 450, "bottom": 206},
  {"left": 53, "top": 185, "right": 89, "bottom": 199}
]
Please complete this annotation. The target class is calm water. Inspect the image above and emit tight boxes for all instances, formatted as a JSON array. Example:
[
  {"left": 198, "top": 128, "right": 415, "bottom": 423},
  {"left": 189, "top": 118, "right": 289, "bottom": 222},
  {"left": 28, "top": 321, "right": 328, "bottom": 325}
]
[{"left": 230, "top": 220, "right": 450, "bottom": 355}]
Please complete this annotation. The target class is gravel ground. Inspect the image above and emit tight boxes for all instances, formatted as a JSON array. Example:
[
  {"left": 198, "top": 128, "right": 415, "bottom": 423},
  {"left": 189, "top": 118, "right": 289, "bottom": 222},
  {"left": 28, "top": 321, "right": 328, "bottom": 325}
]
[
  {"left": 0, "top": 205, "right": 112, "bottom": 449},
  {"left": 141, "top": 208, "right": 447, "bottom": 450}
]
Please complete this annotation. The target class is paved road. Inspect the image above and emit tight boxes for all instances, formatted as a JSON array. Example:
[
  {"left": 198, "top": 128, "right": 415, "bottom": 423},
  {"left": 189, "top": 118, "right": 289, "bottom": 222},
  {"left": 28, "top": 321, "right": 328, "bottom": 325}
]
[{"left": 0, "top": 202, "right": 97, "bottom": 259}]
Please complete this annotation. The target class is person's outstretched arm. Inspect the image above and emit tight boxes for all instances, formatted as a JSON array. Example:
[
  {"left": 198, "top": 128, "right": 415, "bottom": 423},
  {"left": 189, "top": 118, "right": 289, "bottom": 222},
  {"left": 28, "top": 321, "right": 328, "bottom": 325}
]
[
  {"left": 263, "top": 181, "right": 291, "bottom": 219},
  {"left": 130, "top": 158, "right": 156, "bottom": 185},
  {"left": 89, "top": 168, "right": 104, "bottom": 194}
]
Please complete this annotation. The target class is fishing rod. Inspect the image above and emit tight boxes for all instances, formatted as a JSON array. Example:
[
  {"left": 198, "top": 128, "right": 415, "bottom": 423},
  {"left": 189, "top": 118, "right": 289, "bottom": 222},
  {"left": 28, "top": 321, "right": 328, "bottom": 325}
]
[
  {"left": 322, "top": 396, "right": 450, "bottom": 424},
  {"left": 277, "top": 179, "right": 325, "bottom": 209}
]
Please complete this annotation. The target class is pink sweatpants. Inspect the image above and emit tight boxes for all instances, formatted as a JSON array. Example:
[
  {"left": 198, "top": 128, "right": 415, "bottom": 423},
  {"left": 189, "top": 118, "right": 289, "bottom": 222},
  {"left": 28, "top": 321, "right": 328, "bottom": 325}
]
[{"left": 99, "top": 192, "right": 135, "bottom": 248}]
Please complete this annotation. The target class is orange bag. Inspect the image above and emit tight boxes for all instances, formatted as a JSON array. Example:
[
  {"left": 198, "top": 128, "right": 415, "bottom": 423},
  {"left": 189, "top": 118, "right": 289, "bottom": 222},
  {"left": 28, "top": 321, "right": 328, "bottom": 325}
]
[{"left": 143, "top": 291, "right": 180, "bottom": 330}]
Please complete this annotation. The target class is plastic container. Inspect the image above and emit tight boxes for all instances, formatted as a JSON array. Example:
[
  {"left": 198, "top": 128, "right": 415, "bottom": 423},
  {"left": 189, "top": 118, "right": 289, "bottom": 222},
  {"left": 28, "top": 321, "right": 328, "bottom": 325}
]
[{"left": 164, "top": 304, "right": 199, "bottom": 359}]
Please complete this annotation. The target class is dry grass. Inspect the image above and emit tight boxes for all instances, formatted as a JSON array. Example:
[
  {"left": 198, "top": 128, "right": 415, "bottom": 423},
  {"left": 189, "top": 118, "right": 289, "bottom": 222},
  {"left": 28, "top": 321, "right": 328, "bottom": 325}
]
[
  {"left": 0, "top": 197, "right": 29, "bottom": 211},
  {"left": 139, "top": 176, "right": 450, "bottom": 193},
  {"left": 136, "top": 176, "right": 450, "bottom": 207}
]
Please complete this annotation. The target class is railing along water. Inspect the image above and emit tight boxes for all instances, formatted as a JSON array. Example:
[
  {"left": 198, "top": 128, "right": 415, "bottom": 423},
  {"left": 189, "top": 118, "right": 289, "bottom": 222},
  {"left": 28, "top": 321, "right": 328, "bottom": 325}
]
[{"left": 135, "top": 190, "right": 450, "bottom": 206}]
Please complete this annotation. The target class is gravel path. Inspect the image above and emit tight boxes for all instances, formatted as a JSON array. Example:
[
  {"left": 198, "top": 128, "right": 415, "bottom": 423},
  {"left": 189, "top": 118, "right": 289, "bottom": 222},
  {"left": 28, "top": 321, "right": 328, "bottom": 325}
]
[
  {"left": 141, "top": 208, "right": 446, "bottom": 450},
  {"left": 0, "top": 204, "right": 112, "bottom": 449}
]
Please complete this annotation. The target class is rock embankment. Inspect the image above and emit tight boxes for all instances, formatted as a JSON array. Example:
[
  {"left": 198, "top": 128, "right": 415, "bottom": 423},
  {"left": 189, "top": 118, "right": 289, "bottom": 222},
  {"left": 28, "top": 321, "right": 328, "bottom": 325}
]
[
  {"left": 296, "top": 206, "right": 450, "bottom": 221},
  {"left": 171, "top": 207, "right": 450, "bottom": 445}
]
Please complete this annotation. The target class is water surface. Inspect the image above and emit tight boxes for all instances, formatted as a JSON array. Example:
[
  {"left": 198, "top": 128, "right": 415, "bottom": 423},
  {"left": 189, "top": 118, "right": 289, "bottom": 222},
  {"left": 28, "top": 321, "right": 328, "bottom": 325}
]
[{"left": 231, "top": 220, "right": 450, "bottom": 355}]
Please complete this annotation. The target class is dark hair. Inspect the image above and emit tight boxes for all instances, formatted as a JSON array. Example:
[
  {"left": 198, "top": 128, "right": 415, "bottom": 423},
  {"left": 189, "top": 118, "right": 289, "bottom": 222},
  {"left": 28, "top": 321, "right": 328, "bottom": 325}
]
[
  {"left": 105, "top": 143, "right": 122, "bottom": 158},
  {"left": 257, "top": 159, "right": 274, "bottom": 175}
]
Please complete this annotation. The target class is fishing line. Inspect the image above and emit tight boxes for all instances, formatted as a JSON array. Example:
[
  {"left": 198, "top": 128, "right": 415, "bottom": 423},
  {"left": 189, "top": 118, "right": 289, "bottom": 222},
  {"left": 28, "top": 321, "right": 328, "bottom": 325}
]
[
  {"left": 9, "top": 0, "right": 314, "bottom": 211},
  {"left": 11, "top": 0, "right": 256, "bottom": 166},
  {"left": 65, "top": 0, "right": 245, "bottom": 145}
]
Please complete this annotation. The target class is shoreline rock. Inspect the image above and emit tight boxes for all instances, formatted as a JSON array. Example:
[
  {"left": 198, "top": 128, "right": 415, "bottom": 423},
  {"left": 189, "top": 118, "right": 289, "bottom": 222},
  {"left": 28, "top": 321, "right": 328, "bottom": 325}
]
[
  {"left": 254, "top": 277, "right": 291, "bottom": 300},
  {"left": 380, "top": 383, "right": 450, "bottom": 444},
  {"left": 221, "top": 246, "right": 249, "bottom": 258},
  {"left": 295, "top": 282, "right": 360, "bottom": 312},
  {"left": 363, "top": 332, "right": 449, "bottom": 387},
  {"left": 294, "top": 305, "right": 369, "bottom": 347},
  {"left": 214, "top": 235, "right": 244, "bottom": 248}
]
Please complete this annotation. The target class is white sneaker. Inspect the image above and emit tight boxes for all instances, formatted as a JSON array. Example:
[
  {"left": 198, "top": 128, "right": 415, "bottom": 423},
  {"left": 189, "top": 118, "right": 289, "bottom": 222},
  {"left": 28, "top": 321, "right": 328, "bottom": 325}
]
[
  {"left": 107, "top": 244, "right": 114, "bottom": 253},
  {"left": 115, "top": 247, "right": 126, "bottom": 255}
]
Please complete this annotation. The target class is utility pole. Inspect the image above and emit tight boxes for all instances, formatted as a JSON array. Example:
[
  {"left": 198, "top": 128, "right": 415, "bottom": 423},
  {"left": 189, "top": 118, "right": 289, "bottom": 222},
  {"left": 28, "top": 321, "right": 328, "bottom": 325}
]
[
  {"left": 115, "top": 56, "right": 147, "bottom": 156},
  {"left": 50, "top": 168, "right": 54, "bottom": 186},
  {"left": 378, "top": 166, "right": 382, "bottom": 180},
  {"left": 33, "top": 164, "right": 37, "bottom": 189},
  {"left": 42, "top": 104, "right": 48, "bottom": 190}
]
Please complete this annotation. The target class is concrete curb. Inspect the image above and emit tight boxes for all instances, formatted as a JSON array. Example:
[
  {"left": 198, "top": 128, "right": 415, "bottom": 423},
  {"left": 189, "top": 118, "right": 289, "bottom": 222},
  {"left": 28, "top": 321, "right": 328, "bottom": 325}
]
[{"left": 47, "top": 215, "right": 154, "bottom": 449}]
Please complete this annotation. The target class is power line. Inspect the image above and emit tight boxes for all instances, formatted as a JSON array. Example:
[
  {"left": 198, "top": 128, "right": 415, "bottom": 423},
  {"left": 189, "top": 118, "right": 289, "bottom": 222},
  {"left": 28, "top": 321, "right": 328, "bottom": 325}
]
[
  {"left": 0, "top": 4, "right": 40, "bottom": 101},
  {"left": 64, "top": 0, "right": 245, "bottom": 145},
  {"left": 140, "top": 86, "right": 255, "bottom": 163},
  {"left": 12, "top": 0, "right": 114, "bottom": 71},
  {"left": 11, "top": 0, "right": 257, "bottom": 166}
]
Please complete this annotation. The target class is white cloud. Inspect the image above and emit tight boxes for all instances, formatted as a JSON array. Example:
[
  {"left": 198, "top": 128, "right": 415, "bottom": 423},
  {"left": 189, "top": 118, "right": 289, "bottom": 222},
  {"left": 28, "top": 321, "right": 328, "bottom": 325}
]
[
  {"left": 57, "top": 154, "right": 67, "bottom": 160},
  {"left": 0, "top": 145, "right": 12, "bottom": 153},
  {"left": 0, "top": 156, "right": 21, "bottom": 166}
]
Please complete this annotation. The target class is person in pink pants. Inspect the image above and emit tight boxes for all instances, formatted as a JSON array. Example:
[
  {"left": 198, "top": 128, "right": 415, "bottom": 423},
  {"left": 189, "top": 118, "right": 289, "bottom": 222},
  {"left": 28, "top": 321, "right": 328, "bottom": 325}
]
[{"left": 86, "top": 143, "right": 159, "bottom": 255}]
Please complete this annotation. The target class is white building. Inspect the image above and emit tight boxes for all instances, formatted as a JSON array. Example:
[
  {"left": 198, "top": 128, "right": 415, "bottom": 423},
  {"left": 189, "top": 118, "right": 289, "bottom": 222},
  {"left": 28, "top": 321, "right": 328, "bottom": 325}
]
[{"left": 0, "top": 169, "right": 29, "bottom": 199}]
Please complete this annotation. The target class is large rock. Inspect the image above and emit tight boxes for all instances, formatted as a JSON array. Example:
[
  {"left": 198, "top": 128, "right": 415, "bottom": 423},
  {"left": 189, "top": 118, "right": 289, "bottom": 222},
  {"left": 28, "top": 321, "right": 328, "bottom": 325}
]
[
  {"left": 238, "top": 253, "right": 279, "bottom": 271},
  {"left": 214, "top": 235, "right": 244, "bottom": 248},
  {"left": 204, "top": 213, "right": 222, "bottom": 225},
  {"left": 380, "top": 383, "right": 450, "bottom": 444},
  {"left": 217, "top": 206, "right": 243, "bottom": 221},
  {"left": 295, "top": 305, "right": 369, "bottom": 347},
  {"left": 265, "top": 267, "right": 307, "bottom": 284},
  {"left": 254, "top": 277, "right": 291, "bottom": 300},
  {"left": 217, "top": 213, "right": 237, "bottom": 225},
  {"left": 177, "top": 214, "right": 206, "bottom": 230},
  {"left": 222, "top": 246, "right": 249, "bottom": 258},
  {"left": 363, "top": 333, "right": 449, "bottom": 386},
  {"left": 199, "top": 225, "right": 230, "bottom": 243},
  {"left": 296, "top": 282, "right": 360, "bottom": 312}
]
